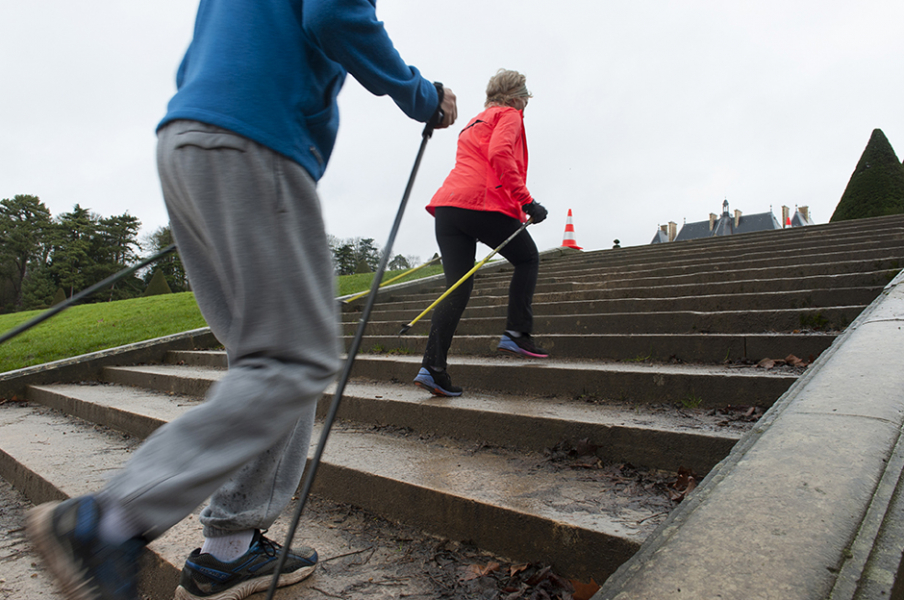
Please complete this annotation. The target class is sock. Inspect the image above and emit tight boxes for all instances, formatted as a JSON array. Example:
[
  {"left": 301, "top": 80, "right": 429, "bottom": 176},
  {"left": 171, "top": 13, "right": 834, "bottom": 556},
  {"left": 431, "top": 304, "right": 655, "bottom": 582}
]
[
  {"left": 201, "top": 530, "right": 255, "bottom": 562},
  {"left": 505, "top": 330, "right": 523, "bottom": 338}
]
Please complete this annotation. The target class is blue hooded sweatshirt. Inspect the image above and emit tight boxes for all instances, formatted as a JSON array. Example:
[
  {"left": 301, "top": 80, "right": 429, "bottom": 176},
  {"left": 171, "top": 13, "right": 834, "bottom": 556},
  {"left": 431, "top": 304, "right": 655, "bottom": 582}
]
[{"left": 158, "top": 0, "right": 439, "bottom": 181}]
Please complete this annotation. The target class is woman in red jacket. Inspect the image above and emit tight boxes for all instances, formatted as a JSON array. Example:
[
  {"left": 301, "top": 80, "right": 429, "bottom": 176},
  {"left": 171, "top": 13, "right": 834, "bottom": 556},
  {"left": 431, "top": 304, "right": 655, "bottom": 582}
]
[{"left": 414, "top": 69, "right": 548, "bottom": 397}]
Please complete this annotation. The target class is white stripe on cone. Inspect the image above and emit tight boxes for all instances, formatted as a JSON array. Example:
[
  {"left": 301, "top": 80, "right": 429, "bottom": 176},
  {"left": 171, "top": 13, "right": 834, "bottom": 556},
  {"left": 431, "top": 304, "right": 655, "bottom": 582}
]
[{"left": 561, "top": 209, "right": 582, "bottom": 250}]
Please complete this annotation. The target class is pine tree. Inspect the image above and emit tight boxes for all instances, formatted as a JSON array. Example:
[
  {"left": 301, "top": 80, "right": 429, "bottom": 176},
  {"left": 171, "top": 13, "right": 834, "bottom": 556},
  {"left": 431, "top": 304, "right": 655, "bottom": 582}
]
[
  {"left": 388, "top": 254, "right": 411, "bottom": 271},
  {"left": 831, "top": 129, "right": 904, "bottom": 222},
  {"left": 0, "top": 195, "right": 53, "bottom": 309}
]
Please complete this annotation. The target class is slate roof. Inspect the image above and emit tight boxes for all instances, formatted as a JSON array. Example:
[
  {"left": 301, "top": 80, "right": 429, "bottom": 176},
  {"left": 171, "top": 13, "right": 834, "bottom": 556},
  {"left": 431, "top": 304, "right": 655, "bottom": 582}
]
[
  {"left": 650, "top": 229, "right": 669, "bottom": 244},
  {"left": 667, "top": 200, "right": 786, "bottom": 243},
  {"left": 674, "top": 220, "right": 719, "bottom": 241},
  {"left": 737, "top": 212, "right": 783, "bottom": 234},
  {"left": 791, "top": 209, "right": 815, "bottom": 227}
]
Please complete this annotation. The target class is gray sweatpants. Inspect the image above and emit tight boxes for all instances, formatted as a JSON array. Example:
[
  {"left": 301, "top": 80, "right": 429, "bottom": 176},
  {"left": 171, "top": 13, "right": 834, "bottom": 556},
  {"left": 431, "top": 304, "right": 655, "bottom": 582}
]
[{"left": 101, "top": 120, "right": 340, "bottom": 539}]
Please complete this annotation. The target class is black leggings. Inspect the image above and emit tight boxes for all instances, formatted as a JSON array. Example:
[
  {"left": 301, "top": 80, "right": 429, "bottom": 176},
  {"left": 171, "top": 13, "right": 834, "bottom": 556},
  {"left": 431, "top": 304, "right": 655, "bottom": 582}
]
[{"left": 422, "top": 206, "right": 539, "bottom": 369}]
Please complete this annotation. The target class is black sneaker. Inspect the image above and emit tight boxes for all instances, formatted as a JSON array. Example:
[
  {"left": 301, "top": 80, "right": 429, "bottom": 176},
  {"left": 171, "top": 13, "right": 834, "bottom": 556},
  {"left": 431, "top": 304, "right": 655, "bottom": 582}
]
[
  {"left": 27, "top": 495, "right": 146, "bottom": 600},
  {"left": 413, "top": 366, "right": 463, "bottom": 396},
  {"left": 497, "top": 332, "right": 549, "bottom": 358},
  {"left": 174, "top": 530, "right": 317, "bottom": 599}
]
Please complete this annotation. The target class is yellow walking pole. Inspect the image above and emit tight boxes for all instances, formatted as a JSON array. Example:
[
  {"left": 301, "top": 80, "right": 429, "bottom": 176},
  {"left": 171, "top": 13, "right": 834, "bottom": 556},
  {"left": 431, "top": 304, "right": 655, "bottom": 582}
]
[
  {"left": 342, "top": 254, "right": 442, "bottom": 304},
  {"left": 398, "top": 218, "right": 533, "bottom": 335}
]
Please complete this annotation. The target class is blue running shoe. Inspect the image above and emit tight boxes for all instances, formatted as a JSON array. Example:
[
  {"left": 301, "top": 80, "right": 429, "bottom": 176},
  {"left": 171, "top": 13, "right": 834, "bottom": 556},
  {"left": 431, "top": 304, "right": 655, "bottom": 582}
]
[
  {"left": 174, "top": 530, "right": 317, "bottom": 599},
  {"left": 497, "top": 333, "right": 549, "bottom": 358},
  {"left": 413, "top": 367, "right": 463, "bottom": 397},
  {"left": 27, "top": 495, "right": 146, "bottom": 600}
]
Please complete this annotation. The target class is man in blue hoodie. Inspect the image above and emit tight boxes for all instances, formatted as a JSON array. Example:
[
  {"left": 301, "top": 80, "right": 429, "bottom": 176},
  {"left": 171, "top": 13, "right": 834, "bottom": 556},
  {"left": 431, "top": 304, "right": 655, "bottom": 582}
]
[{"left": 27, "top": 2, "right": 457, "bottom": 599}]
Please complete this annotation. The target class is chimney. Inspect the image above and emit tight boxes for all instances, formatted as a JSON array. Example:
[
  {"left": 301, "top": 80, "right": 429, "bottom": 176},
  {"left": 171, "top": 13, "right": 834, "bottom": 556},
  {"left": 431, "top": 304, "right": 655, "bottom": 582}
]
[
  {"left": 799, "top": 206, "right": 809, "bottom": 223},
  {"left": 734, "top": 209, "right": 742, "bottom": 229},
  {"left": 782, "top": 206, "right": 790, "bottom": 228},
  {"left": 668, "top": 221, "right": 677, "bottom": 242},
  {"left": 709, "top": 213, "right": 717, "bottom": 231}
]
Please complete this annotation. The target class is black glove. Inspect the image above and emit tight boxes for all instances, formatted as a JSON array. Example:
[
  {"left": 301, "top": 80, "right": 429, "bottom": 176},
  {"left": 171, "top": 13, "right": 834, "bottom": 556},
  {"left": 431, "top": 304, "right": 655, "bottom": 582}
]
[{"left": 523, "top": 201, "right": 547, "bottom": 224}]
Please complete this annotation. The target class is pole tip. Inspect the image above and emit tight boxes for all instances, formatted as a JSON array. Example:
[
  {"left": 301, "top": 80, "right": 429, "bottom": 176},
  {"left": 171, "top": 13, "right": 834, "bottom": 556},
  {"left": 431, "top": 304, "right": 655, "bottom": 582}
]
[{"left": 398, "top": 325, "right": 411, "bottom": 336}]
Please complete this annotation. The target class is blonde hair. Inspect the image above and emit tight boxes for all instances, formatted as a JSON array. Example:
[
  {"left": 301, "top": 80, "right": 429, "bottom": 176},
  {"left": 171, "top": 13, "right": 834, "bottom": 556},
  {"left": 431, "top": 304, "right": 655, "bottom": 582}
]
[{"left": 485, "top": 69, "right": 532, "bottom": 108}]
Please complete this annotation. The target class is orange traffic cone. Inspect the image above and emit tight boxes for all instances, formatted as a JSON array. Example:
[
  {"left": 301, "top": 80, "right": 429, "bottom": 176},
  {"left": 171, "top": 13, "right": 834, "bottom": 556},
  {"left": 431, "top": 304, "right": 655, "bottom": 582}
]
[{"left": 561, "top": 209, "right": 582, "bottom": 250}]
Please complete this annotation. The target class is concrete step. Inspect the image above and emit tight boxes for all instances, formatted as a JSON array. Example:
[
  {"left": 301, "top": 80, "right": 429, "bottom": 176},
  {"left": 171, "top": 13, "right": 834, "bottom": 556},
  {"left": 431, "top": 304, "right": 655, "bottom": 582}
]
[
  {"left": 349, "top": 355, "right": 797, "bottom": 409},
  {"left": 351, "top": 287, "right": 882, "bottom": 318},
  {"left": 29, "top": 372, "right": 743, "bottom": 475},
  {"left": 565, "top": 271, "right": 899, "bottom": 298},
  {"left": 0, "top": 401, "right": 185, "bottom": 599},
  {"left": 353, "top": 217, "right": 904, "bottom": 308},
  {"left": 0, "top": 477, "right": 66, "bottom": 598},
  {"left": 377, "top": 270, "right": 897, "bottom": 306},
  {"left": 1, "top": 388, "right": 679, "bottom": 583},
  {"left": 160, "top": 352, "right": 798, "bottom": 410},
  {"left": 0, "top": 469, "right": 524, "bottom": 600},
  {"left": 560, "top": 215, "right": 904, "bottom": 269},
  {"left": 367, "top": 229, "right": 904, "bottom": 296},
  {"left": 467, "top": 259, "right": 903, "bottom": 295},
  {"left": 477, "top": 244, "right": 904, "bottom": 287},
  {"left": 349, "top": 305, "right": 865, "bottom": 337},
  {"left": 1, "top": 401, "right": 533, "bottom": 597},
  {"left": 529, "top": 217, "right": 904, "bottom": 273},
  {"left": 346, "top": 332, "right": 836, "bottom": 364},
  {"left": 553, "top": 228, "right": 904, "bottom": 264}
]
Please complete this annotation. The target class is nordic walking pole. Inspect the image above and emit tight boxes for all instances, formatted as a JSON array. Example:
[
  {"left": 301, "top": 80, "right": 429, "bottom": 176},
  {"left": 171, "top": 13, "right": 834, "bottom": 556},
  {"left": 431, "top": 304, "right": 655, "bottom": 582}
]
[
  {"left": 397, "top": 217, "right": 533, "bottom": 335},
  {"left": 265, "top": 120, "right": 436, "bottom": 600},
  {"left": 0, "top": 244, "right": 177, "bottom": 347},
  {"left": 342, "top": 254, "right": 442, "bottom": 304}
]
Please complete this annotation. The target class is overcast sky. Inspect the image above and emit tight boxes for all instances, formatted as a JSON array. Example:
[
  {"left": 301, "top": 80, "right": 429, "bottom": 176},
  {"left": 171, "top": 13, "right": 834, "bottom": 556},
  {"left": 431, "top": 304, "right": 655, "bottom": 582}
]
[{"left": 2, "top": 1, "right": 902, "bottom": 263}]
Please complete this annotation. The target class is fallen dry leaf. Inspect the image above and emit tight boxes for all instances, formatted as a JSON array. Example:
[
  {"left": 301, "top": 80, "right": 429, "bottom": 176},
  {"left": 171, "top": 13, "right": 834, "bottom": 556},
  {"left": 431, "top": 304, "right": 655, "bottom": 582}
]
[
  {"left": 571, "top": 578, "right": 601, "bottom": 600},
  {"left": 525, "top": 565, "right": 552, "bottom": 586},
  {"left": 756, "top": 358, "right": 775, "bottom": 369},
  {"left": 785, "top": 354, "right": 808, "bottom": 367},
  {"left": 669, "top": 467, "right": 699, "bottom": 502},
  {"left": 461, "top": 560, "right": 501, "bottom": 581},
  {"left": 685, "top": 478, "right": 697, "bottom": 495}
]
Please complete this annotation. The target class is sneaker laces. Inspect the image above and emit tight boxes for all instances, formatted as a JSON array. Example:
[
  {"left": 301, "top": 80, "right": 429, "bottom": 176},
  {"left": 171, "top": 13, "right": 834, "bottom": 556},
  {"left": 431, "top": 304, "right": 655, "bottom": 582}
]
[{"left": 256, "top": 531, "right": 281, "bottom": 558}]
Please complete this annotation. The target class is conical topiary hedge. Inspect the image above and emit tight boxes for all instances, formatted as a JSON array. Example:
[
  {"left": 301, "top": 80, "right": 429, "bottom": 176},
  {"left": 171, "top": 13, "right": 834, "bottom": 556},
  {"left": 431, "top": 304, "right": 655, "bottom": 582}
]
[
  {"left": 143, "top": 269, "right": 172, "bottom": 297},
  {"left": 831, "top": 129, "right": 904, "bottom": 222},
  {"left": 51, "top": 288, "right": 66, "bottom": 306}
]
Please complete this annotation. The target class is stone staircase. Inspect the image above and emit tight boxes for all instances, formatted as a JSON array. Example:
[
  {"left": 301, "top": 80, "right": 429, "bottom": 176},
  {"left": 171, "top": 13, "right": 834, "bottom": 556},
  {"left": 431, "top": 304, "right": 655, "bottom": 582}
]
[{"left": 2, "top": 212, "right": 904, "bottom": 598}]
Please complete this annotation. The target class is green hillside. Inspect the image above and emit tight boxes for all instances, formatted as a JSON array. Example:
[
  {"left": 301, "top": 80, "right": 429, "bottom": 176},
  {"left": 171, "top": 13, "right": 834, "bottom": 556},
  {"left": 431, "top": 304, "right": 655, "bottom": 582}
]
[{"left": 0, "top": 265, "right": 442, "bottom": 374}]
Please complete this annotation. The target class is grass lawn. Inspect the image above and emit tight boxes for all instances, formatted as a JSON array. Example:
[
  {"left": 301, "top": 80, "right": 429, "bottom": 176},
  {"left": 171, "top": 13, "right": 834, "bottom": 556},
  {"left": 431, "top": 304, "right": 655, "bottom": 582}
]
[
  {"left": 335, "top": 264, "right": 443, "bottom": 296},
  {"left": 0, "top": 266, "right": 443, "bottom": 374}
]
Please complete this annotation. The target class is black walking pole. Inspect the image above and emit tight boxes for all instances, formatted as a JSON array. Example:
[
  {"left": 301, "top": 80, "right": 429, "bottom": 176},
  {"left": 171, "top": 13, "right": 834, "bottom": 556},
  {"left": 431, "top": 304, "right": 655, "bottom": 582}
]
[
  {"left": 0, "top": 244, "right": 177, "bottom": 347},
  {"left": 265, "top": 121, "right": 436, "bottom": 599}
]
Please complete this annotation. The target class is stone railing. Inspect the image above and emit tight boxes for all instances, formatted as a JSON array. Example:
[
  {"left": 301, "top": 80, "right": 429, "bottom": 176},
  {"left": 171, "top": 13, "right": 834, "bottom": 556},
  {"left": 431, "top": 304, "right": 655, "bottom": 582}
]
[{"left": 595, "top": 270, "right": 904, "bottom": 600}]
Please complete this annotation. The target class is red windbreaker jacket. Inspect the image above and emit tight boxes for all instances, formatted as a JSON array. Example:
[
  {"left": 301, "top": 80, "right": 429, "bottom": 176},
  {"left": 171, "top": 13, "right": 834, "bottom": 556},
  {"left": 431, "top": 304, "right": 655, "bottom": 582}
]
[{"left": 426, "top": 105, "right": 532, "bottom": 221}]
